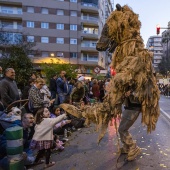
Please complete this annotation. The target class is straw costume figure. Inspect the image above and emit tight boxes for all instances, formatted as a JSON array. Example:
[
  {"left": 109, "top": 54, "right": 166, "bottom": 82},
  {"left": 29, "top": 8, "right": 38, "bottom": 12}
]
[{"left": 60, "top": 4, "right": 160, "bottom": 161}]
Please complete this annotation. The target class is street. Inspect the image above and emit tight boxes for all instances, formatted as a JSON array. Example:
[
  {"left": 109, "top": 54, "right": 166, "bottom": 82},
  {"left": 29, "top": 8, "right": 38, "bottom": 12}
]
[{"left": 33, "top": 96, "right": 170, "bottom": 170}]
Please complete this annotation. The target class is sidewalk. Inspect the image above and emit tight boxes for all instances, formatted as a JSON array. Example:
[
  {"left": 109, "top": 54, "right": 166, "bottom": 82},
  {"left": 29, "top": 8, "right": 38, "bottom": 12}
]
[{"left": 159, "top": 95, "right": 170, "bottom": 121}]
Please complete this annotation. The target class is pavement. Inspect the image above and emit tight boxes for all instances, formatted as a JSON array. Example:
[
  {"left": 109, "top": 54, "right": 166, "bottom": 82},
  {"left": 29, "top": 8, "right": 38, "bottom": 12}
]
[
  {"left": 30, "top": 95, "right": 170, "bottom": 170},
  {"left": 159, "top": 95, "right": 170, "bottom": 121}
]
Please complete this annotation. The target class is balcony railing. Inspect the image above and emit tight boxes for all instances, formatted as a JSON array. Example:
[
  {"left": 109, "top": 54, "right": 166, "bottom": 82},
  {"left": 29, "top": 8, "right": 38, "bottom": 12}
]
[
  {"left": 82, "top": 30, "right": 98, "bottom": 35},
  {"left": 81, "top": 16, "right": 98, "bottom": 21},
  {"left": 81, "top": 42, "right": 97, "bottom": 48},
  {"left": 81, "top": 2, "right": 98, "bottom": 8},
  {"left": 0, "top": 7, "right": 22, "bottom": 15}
]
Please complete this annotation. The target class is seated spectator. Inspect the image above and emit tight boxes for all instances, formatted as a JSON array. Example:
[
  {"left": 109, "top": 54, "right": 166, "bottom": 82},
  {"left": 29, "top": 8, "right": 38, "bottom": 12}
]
[
  {"left": 0, "top": 113, "right": 35, "bottom": 168},
  {"left": 22, "top": 113, "right": 36, "bottom": 165},
  {"left": 50, "top": 106, "right": 71, "bottom": 135}
]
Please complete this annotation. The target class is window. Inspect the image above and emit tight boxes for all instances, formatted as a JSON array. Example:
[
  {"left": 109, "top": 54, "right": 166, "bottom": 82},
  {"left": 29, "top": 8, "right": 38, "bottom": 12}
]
[
  {"left": 1, "top": 21, "right": 13, "bottom": 29},
  {"left": 27, "top": 36, "right": 34, "bottom": 42},
  {"left": 88, "top": 55, "right": 98, "bottom": 61},
  {"left": 57, "top": 52, "right": 64, "bottom": 57},
  {"left": 70, "top": 39, "right": 77, "bottom": 44},
  {"left": 56, "top": 24, "right": 64, "bottom": 30},
  {"left": 82, "top": 54, "right": 87, "bottom": 61},
  {"left": 57, "top": 10, "right": 64, "bottom": 15},
  {"left": 70, "top": 11, "right": 77, "bottom": 16},
  {"left": 1, "top": 32, "right": 22, "bottom": 44},
  {"left": 27, "top": 7, "right": 34, "bottom": 13},
  {"left": 1, "top": 6, "right": 13, "bottom": 14},
  {"left": 56, "top": 38, "right": 64, "bottom": 44},
  {"left": 70, "top": 52, "right": 77, "bottom": 58},
  {"left": 26, "top": 21, "right": 34, "bottom": 28},
  {"left": 41, "top": 22, "right": 49, "bottom": 29},
  {"left": 42, "top": 52, "right": 49, "bottom": 57},
  {"left": 70, "top": 0, "right": 77, "bottom": 2},
  {"left": 41, "top": 37, "right": 49, "bottom": 43},
  {"left": 70, "top": 25, "right": 77, "bottom": 31},
  {"left": 17, "top": 22, "right": 22, "bottom": 29},
  {"left": 41, "top": 8, "right": 48, "bottom": 14},
  {"left": 28, "top": 54, "right": 34, "bottom": 58},
  {"left": 17, "top": 8, "right": 22, "bottom": 14}
]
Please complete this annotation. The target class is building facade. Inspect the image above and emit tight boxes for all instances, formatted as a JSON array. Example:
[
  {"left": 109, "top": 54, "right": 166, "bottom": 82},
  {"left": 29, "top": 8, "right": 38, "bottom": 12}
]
[
  {"left": 0, "top": 0, "right": 113, "bottom": 75},
  {"left": 146, "top": 35, "right": 163, "bottom": 72}
]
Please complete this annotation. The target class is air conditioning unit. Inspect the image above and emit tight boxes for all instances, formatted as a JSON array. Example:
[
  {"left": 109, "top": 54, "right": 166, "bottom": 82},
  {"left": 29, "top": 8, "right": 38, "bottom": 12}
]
[{"left": 81, "top": 36, "right": 84, "bottom": 41}]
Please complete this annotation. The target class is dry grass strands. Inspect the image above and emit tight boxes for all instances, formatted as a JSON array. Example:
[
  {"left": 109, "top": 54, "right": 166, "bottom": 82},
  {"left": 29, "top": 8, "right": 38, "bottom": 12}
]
[{"left": 61, "top": 4, "right": 160, "bottom": 143}]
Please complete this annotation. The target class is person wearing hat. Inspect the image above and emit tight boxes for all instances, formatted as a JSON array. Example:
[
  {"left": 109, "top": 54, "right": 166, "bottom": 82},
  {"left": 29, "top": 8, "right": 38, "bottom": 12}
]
[{"left": 69, "top": 80, "right": 85, "bottom": 105}]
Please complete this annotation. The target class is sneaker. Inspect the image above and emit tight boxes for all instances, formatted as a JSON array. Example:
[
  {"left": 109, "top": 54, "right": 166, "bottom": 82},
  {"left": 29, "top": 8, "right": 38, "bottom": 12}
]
[
  {"left": 62, "top": 138, "right": 69, "bottom": 142},
  {"left": 72, "top": 126, "right": 76, "bottom": 131}
]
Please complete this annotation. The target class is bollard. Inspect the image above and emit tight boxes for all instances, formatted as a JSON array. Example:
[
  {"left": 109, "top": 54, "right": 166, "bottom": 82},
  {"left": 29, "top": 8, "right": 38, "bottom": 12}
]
[{"left": 5, "top": 126, "right": 24, "bottom": 170}]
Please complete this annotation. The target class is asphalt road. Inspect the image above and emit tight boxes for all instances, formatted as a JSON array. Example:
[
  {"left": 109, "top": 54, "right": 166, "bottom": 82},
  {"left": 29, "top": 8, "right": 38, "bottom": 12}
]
[{"left": 33, "top": 96, "right": 170, "bottom": 170}]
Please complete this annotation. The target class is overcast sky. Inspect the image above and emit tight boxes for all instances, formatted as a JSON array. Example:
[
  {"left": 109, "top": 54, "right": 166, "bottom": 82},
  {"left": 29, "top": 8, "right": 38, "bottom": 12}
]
[{"left": 113, "top": 0, "right": 170, "bottom": 45}]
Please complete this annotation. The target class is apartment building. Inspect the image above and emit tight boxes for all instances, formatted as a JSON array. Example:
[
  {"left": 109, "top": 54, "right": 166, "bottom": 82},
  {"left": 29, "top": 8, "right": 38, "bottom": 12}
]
[
  {"left": 0, "top": 0, "right": 113, "bottom": 75},
  {"left": 146, "top": 35, "right": 163, "bottom": 72}
]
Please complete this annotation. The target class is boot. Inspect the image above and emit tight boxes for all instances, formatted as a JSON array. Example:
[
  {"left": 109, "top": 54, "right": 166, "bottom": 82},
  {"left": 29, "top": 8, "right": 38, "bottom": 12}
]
[{"left": 127, "top": 141, "right": 141, "bottom": 161}]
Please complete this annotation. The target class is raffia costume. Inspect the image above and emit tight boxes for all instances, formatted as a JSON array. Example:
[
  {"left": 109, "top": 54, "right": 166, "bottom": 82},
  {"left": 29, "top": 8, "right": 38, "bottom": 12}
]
[{"left": 60, "top": 4, "right": 160, "bottom": 161}]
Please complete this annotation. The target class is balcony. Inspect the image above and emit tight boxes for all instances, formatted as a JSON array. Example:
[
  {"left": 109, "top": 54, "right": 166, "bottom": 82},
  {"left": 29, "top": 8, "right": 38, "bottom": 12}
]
[
  {"left": 0, "top": 32, "right": 22, "bottom": 46},
  {"left": 81, "top": 15, "right": 98, "bottom": 26},
  {"left": 81, "top": 41, "right": 97, "bottom": 52},
  {"left": 81, "top": 29, "right": 98, "bottom": 39},
  {"left": 80, "top": 53, "right": 98, "bottom": 65},
  {"left": 0, "top": 5, "right": 22, "bottom": 19},
  {"left": 81, "top": 2, "right": 98, "bottom": 13},
  {"left": 154, "top": 56, "right": 162, "bottom": 60}
]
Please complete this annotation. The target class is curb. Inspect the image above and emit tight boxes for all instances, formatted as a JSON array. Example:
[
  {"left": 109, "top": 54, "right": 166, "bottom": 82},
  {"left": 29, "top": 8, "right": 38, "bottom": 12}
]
[{"left": 160, "top": 108, "right": 170, "bottom": 121}]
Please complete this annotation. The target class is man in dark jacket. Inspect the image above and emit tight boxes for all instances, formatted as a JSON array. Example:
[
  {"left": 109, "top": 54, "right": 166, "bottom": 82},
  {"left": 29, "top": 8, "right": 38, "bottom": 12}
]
[
  {"left": 49, "top": 74, "right": 57, "bottom": 99},
  {"left": 56, "top": 71, "right": 67, "bottom": 104},
  {"left": 0, "top": 68, "right": 19, "bottom": 109}
]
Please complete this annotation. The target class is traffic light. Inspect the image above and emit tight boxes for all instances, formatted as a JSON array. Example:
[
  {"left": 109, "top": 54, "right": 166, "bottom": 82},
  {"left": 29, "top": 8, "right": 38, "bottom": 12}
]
[{"left": 156, "top": 25, "right": 160, "bottom": 35}]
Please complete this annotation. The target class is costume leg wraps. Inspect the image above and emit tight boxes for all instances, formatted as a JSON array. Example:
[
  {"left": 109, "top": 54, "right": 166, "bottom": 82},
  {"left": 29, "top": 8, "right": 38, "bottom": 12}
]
[{"left": 118, "top": 109, "right": 141, "bottom": 160}]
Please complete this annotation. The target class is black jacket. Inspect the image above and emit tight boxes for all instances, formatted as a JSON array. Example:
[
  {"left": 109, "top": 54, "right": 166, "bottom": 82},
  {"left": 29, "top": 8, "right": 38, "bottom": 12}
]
[
  {"left": 0, "top": 77, "right": 19, "bottom": 108},
  {"left": 49, "top": 78, "right": 57, "bottom": 92}
]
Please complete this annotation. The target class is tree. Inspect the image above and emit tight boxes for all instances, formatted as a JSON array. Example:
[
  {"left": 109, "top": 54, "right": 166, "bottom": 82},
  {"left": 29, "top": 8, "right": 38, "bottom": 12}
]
[
  {"left": 0, "top": 28, "right": 35, "bottom": 89},
  {"left": 160, "top": 31, "right": 170, "bottom": 76},
  {"left": 42, "top": 59, "right": 78, "bottom": 83},
  {"left": 158, "top": 56, "right": 168, "bottom": 76},
  {"left": 0, "top": 46, "right": 33, "bottom": 89}
]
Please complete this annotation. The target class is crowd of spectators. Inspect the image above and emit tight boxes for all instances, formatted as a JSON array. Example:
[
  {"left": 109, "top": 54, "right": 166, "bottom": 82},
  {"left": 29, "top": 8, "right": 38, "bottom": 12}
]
[
  {"left": 0, "top": 66, "right": 111, "bottom": 169},
  {"left": 158, "top": 83, "right": 170, "bottom": 97}
]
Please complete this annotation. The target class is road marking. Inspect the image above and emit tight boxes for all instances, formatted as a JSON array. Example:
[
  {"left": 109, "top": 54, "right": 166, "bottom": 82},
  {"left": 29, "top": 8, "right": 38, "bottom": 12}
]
[{"left": 160, "top": 108, "right": 170, "bottom": 121}]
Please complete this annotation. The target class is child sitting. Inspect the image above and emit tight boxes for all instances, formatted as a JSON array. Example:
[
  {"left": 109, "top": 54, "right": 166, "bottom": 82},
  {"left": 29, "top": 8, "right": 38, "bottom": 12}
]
[{"left": 50, "top": 107, "right": 72, "bottom": 150}]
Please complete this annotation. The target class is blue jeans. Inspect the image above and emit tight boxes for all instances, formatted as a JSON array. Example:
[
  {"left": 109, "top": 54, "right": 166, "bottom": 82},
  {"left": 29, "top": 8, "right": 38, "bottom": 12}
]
[
  {"left": 58, "top": 94, "right": 65, "bottom": 104},
  {"left": 51, "top": 91, "right": 57, "bottom": 99}
]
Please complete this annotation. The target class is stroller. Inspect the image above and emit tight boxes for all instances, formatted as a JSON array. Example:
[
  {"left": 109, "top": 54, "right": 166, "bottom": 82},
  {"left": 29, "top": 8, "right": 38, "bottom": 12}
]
[{"left": 0, "top": 99, "right": 28, "bottom": 134}]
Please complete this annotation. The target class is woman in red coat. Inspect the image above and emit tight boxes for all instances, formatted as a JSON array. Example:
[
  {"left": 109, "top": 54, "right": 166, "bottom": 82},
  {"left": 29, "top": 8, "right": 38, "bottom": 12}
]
[{"left": 92, "top": 79, "right": 100, "bottom": 100}]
